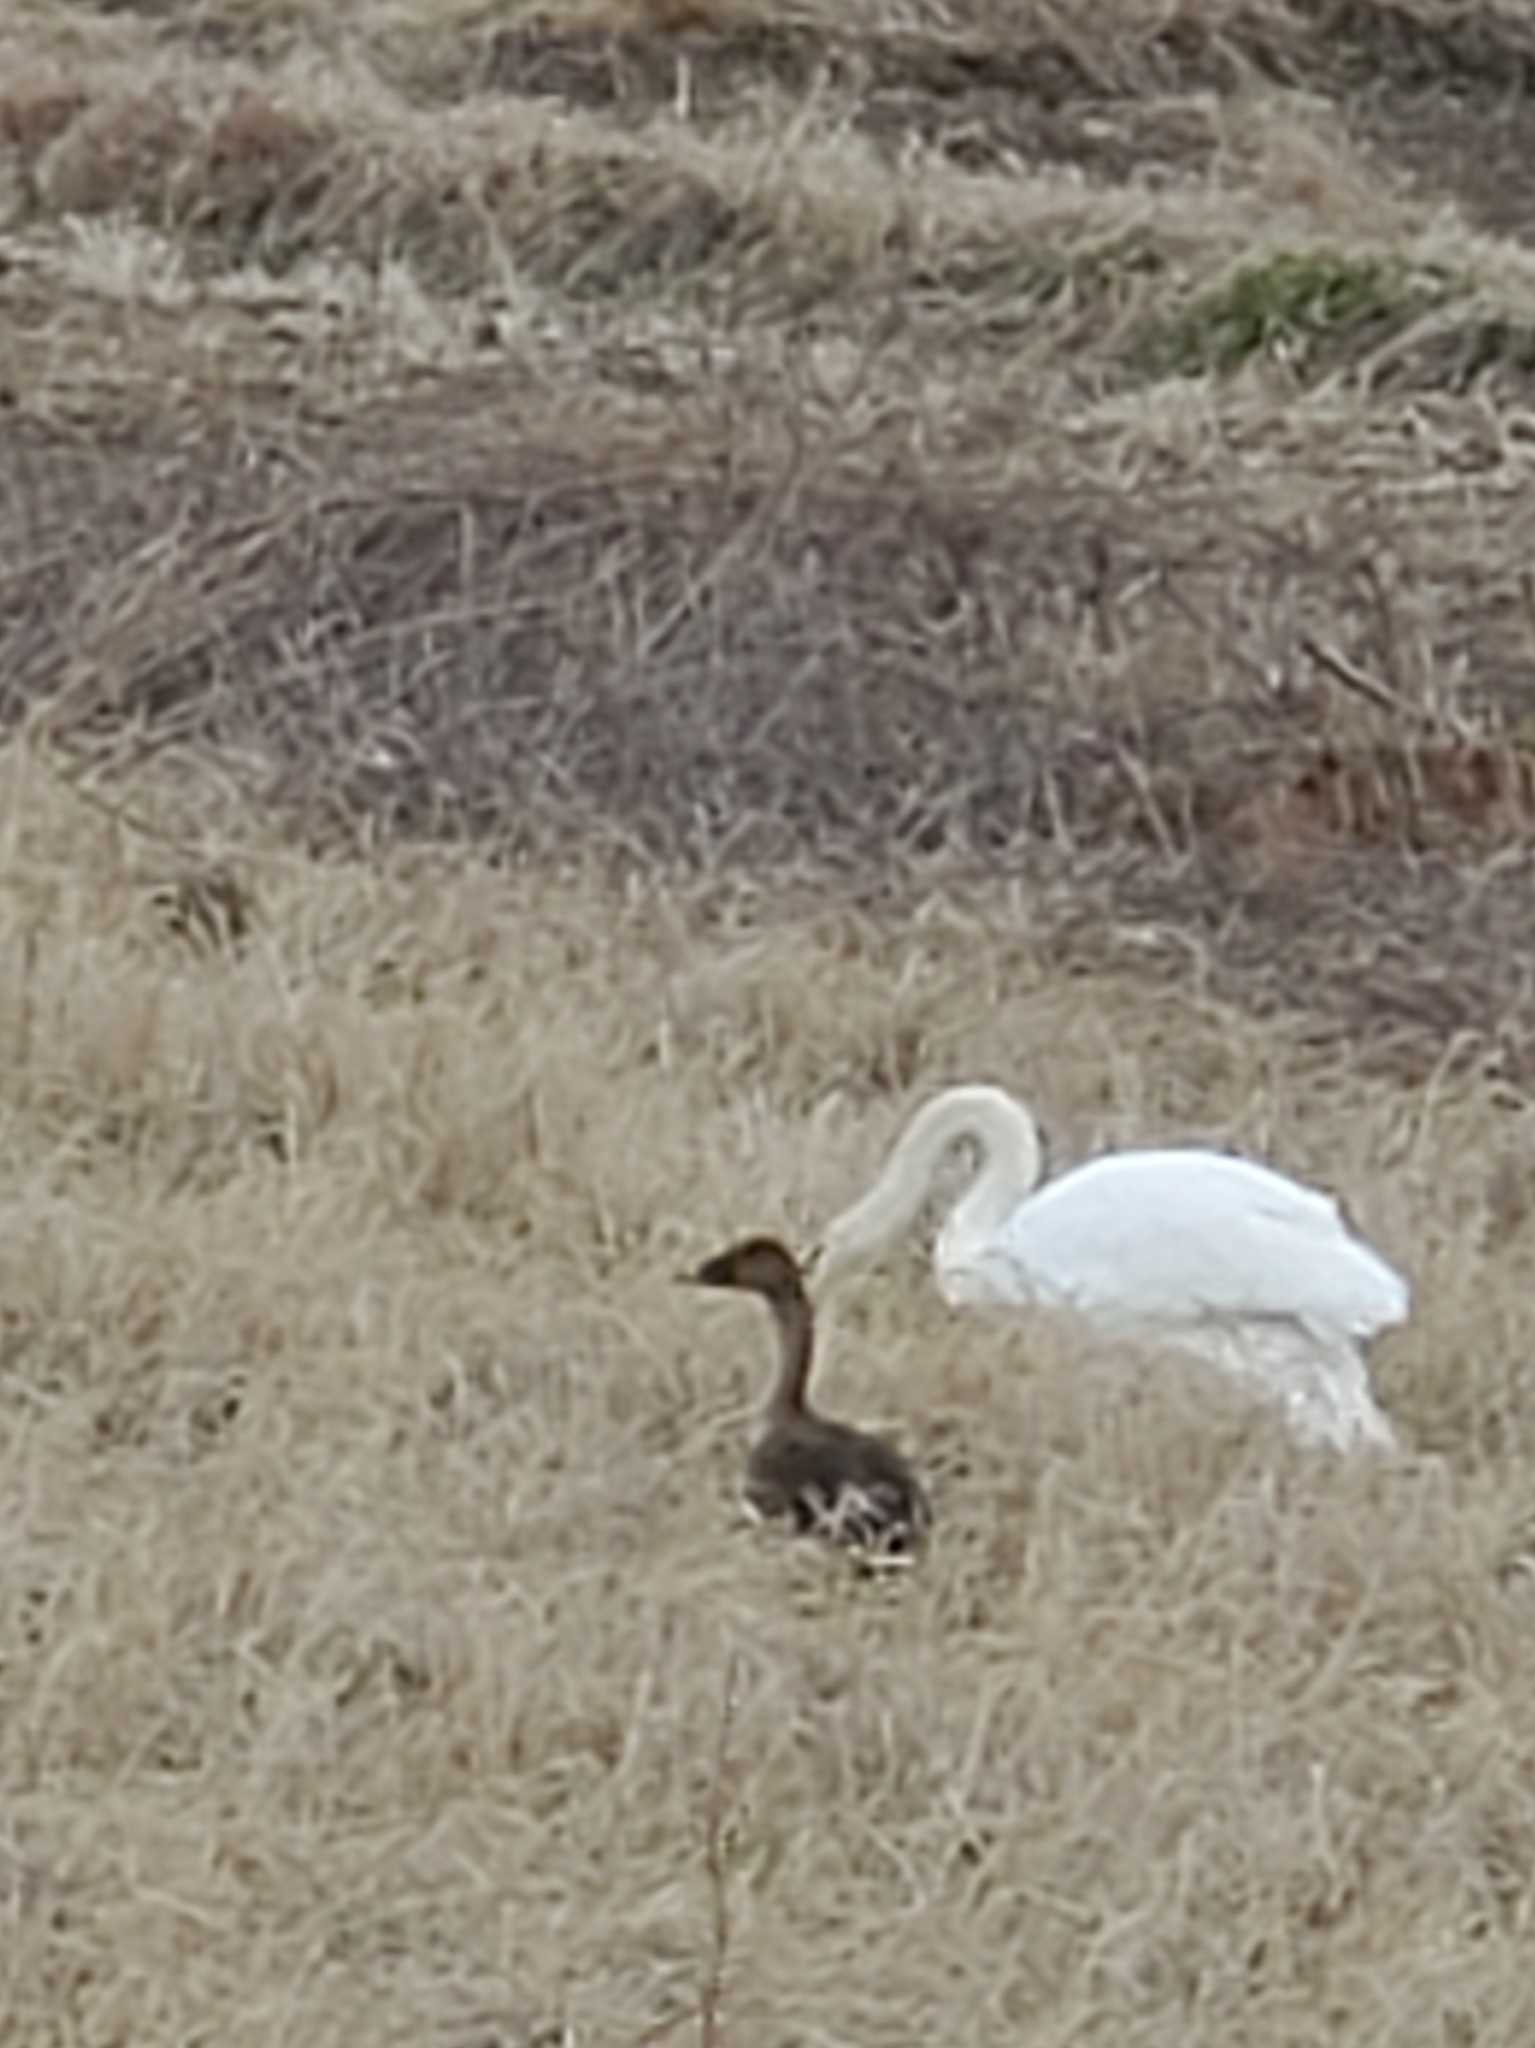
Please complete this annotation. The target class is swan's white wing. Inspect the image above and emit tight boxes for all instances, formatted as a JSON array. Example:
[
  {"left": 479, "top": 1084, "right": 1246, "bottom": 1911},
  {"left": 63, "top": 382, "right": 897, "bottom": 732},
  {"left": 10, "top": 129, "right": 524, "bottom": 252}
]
[{"left": 945, "top": 1148, "right": 1409, "bottom": 1339}]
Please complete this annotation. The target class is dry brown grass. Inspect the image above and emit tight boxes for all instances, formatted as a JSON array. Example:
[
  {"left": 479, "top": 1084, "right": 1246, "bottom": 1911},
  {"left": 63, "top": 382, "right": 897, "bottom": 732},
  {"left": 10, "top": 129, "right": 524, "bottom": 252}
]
[
  {"left": 3, "top": 746, "right": 1535, "bottom": 2046},
  {"left": 6, "top": 0, "right": 1535, "bottom": 1071},
  {"left": 6, "top": 0, "right": 1535, "bottom": 2036}
]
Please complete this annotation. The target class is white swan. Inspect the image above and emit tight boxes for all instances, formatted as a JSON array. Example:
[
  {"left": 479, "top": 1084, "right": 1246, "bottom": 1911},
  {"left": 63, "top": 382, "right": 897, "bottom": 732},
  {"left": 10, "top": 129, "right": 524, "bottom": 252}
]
[{"left": 807, "top": 1085, "right": 1409, "bottom": 1454}]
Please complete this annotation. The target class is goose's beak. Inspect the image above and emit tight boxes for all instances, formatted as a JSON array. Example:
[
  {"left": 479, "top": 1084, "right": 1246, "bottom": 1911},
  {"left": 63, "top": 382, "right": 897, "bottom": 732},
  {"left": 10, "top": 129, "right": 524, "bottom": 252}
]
[{"left": 801, "top": 1242, "right": 825, "bottom": 1280}]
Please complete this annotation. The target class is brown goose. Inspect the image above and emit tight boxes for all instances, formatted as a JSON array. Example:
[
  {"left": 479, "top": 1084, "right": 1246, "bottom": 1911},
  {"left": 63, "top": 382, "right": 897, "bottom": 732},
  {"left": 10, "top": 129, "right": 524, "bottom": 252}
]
[{"left": 680, "top": 1235, "right": 931, "bottom": 1564}]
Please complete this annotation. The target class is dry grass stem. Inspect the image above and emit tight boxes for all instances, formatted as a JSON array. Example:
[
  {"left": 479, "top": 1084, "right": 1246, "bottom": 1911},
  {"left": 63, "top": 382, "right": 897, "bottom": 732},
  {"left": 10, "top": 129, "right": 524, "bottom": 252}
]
[{"left": 697, "top": 1651, "right": 741, "bottom": 2048}]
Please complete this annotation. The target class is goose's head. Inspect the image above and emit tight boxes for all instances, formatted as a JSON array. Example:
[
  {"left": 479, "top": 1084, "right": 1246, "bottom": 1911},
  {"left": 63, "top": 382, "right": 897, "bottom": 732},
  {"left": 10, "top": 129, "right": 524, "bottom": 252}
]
[{"left": 680, "top": 1235, "right": 805, "bottom": 1306}]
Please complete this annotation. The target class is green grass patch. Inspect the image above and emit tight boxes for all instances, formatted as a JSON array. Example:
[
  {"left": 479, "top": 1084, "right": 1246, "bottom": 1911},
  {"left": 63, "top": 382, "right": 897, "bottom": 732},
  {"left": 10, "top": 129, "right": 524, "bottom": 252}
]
[{"left": 1133, "top": 247, "right": 1464, "bottom": 380}]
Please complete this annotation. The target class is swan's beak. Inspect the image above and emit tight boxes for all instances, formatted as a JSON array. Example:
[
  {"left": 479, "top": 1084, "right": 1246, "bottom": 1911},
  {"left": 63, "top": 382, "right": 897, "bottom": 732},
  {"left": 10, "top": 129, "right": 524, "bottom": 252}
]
[{"left": 800, "top": 1242, "right": 825, "bottom": 1280}]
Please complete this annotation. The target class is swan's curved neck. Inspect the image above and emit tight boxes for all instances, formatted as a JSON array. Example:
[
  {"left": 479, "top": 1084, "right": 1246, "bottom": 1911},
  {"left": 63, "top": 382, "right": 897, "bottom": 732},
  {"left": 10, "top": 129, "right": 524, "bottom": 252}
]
[
  {"left": 763, "top": 1291, "right": 814, "bottom": 1416},
  {"left": 817, "top": 1086, "right": 1044, "bottom": 1282}
]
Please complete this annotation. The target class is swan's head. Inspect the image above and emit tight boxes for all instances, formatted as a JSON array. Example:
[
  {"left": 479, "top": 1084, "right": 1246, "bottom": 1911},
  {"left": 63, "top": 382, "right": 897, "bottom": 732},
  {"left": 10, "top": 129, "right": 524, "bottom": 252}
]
[
  {"left": 680, "top": 1235, "right": 806, "bottom": 1307},
  {"left": 801, "top": 1220, "right": 859, "bottom": 1292},
  {"left": 806, "top": 1083, "right": 1046, "bottom": 1292}
]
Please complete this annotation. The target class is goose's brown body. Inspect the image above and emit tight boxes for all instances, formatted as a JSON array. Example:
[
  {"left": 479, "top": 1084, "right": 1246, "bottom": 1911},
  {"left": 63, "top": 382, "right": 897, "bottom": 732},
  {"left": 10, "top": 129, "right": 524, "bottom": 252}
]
[{"left": 683, "top": 1236, "right": 931, "bottom": 1562}]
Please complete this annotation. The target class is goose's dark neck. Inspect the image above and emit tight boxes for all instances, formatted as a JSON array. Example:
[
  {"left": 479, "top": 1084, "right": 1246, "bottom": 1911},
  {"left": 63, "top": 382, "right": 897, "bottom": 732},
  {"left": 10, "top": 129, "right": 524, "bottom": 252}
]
[{"left": 764, "top": 1289, "right": 815, "bottom": 1417}]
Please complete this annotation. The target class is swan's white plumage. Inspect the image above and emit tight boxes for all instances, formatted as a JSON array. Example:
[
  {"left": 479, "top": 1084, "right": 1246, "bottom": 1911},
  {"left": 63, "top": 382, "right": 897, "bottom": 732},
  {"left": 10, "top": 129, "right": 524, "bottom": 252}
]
[{"left": 812, "top": 1085, "right": 1409, "bottom": 1454}]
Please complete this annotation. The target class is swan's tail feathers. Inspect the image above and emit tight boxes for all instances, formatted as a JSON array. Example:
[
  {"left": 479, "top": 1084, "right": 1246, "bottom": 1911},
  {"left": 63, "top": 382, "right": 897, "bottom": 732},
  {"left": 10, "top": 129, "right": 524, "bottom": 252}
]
[
  {"left": 1212, "top": 1321, "right": 1400, "bottom": 1456},
  {"left": 1324, "top": 1233, "right": 1412, "bottom": 1341},
  {"left": 1287, "top": 1374, "right": 1401, "bottom": 1456},
  {"left": 1362, "top": 1253, "right": 1412, "bottom": 1337},
  {"left": 1326, "top": 1341, "right": 1401, "bottom": 1454}
]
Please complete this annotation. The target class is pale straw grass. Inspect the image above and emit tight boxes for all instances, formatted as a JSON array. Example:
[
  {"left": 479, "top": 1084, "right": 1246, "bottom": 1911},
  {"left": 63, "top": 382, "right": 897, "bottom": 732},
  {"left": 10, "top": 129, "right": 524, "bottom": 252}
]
[{"left": 1, "top": 745, "right": 1533, "bottom": 2046}]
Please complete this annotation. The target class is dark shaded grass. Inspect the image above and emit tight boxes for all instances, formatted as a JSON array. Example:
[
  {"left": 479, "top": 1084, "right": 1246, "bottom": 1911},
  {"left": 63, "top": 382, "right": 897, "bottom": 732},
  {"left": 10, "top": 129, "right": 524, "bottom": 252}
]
[{"left": 4, "top": 380, "right": 1535, "bottom": 1092}]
